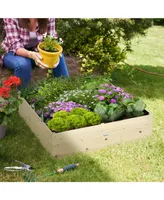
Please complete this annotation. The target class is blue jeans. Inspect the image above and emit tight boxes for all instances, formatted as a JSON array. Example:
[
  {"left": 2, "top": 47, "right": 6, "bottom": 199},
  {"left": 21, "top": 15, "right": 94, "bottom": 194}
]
[{"left": 3, "top": 51, "right": 69, "bottom": 88}]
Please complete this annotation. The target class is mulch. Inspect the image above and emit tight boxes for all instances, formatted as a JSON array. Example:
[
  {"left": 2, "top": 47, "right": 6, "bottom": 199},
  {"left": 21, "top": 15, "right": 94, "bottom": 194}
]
[{"left": 0, "top": 56, "right": 81, "bottom": 84}]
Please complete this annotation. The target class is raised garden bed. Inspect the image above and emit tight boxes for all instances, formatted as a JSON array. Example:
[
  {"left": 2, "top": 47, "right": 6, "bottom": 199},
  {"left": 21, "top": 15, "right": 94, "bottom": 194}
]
[
  {"left": 19, "top": 98, "right": 152, "bottom": 157},
  {"left": 19, "top": 77, "right": 153, "bottom": 157}
]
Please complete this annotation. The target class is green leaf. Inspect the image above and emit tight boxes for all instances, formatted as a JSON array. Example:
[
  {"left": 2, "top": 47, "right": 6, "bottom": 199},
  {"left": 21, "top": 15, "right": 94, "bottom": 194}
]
[
  {"left": 127, "top": 105, "right": 134, "bottom": 113},
  {"left": 108, "top": 105, "right": 125, "bottom": 122},
  {"left": 94, "top": 103, "right": 108, "bottom": 122},
  {"left": 134, "top": 99, "right": 146, "bottom": 112}
]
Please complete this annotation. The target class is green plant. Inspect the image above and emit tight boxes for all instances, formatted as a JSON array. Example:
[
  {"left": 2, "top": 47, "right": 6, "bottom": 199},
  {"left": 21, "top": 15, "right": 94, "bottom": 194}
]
[
  {"left": 94, "top": 102, "right": 109, "bottom": 122},
  {"left": 107, "top": 103, "right": 125, "bottom": 122},
  {"left": 56, "top": 18, "right": 152, "bottom": 74},
  {"left": 67, "top": 115, "right": 87, "bottom": 129},
  {"left": 81, "top": 76, "right": 112, "bottom": 91},
  {"left": 0, "top": 76, "right": 22, "bottom": 125},
  {"left": 94, "top": 96, "right": 146, "bottom": 123},
  {"left": 47, "top": 117, "right": 70, "bottom": 132},
  {"left": 83, "top": 112, "right": 101, "bottom": 126},
  {"left": 93, "top": 83, "right": 146, "bottom": 122},
  {"left": 94, "top": 102, "right": 125, "bottom": 122},
  {"left": 28, "top": 77, "right": 76, "bottom": 109},
  {"left": 46, "top": 107, "right": 101, "bottom": 131},
  {"left": 122, "top": 98, "right": 146, "bottom": 117},
  {"left": 70, "top": 107, "right": 88, "bottom": 115},
  {"left": 40, "top": 35, "right": 59, "bottom": 52},
  {"left": 59, "top": 89, "right": 97, "bottom": 110},
  {"left": 53, "top": 110, "right": 70, "bottom": 118},
  {"left": 94, "top": 83, "right": 133, "bottom": 104},
  {"left": 152, "top": 18, "right": 164, "bottom": 26},
  {"left": 1, "top": 26, "right": 164, "bottom": 182},
  {"left": 21, "top": 75, "right": 112, "bottom": 110}
]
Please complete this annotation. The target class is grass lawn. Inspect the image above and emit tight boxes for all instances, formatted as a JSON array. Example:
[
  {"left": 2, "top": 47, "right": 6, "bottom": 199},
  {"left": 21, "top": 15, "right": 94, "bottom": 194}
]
[{"left": 1, "top": 26, "right": 164, "bottom": 182}]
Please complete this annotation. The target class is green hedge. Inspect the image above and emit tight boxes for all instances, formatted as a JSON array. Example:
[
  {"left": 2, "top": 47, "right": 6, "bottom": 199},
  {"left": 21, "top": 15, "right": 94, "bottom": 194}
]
[{"left": 56, "top": 18, "right": 153, "bottom": 75}]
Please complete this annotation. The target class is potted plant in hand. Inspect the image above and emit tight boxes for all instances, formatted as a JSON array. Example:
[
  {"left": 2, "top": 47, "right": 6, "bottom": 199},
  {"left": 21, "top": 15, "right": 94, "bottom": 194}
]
[
  {"left": 0, "top": 76, "right": 22, "bottom": 140},
  {"left": 37, "top": 34, "right": 63, "bottom": 68}
]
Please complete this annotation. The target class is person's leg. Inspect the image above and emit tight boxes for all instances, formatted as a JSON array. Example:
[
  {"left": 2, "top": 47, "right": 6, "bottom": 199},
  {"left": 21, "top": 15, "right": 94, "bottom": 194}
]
[
  {"left": 53, "top": 54, "right": 69, "bottom": 77},
  {"left": 3, "top": 52, "right": 33, "bottom": 89}
]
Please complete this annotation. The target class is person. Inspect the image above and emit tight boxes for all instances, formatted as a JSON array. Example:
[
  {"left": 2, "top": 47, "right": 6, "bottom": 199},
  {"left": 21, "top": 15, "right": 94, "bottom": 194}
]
[{"left": 0, "top": 18, "right": 69, "bottom": 88}]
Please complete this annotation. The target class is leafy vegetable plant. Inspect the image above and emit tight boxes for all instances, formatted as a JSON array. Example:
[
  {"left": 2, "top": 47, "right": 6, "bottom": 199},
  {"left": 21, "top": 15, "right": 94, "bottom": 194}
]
[
  {"left": 47, "top": 107, "right": 101, "bottom": 133},
  {"left": 40, "top": 35, "right": 59, "bottom": 52},
  {"left": 122, "top": 98, "right": 146, "bottom": 117}
]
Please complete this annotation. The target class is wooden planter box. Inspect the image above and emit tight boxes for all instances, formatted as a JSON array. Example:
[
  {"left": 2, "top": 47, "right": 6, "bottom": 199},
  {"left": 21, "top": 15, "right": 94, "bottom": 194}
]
[{"left": 19, "top": 98, "right": 152, "bottom": 157}]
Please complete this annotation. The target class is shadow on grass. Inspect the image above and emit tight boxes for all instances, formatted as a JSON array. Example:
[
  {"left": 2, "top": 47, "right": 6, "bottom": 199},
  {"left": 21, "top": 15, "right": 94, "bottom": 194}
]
[
  {"left": 0, "top": 114, "right": 114, "bottom": 182},
  {"left": 112, "top": 64, "right": 164, "bottom": 100}
]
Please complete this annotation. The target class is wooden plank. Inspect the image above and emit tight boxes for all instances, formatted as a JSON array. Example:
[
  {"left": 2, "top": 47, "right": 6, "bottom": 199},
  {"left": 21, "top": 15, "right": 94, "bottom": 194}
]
[
  {"left": 52, "top": 114, "right": 152, "bottom": 157},
  {"left": 19, "top": 99, "right": 52, "bottom": 153},
  {"left": 19, "top": 98, "right": 152, "bottom": 157}
]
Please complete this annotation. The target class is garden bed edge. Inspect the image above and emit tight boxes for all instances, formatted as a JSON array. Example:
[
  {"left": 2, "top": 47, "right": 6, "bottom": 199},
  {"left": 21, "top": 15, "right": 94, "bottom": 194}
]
[{"left": 19, "top": 98, "right": 152, "bottom": 157}]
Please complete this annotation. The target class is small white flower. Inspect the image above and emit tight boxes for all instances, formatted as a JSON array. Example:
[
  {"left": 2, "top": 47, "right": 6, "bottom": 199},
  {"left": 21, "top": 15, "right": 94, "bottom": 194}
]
[
  {"left": 58, "top": 38, "right": 64, "bottom": 44},
  {"left": 42, "top": 32, "right": 47, "bottom": 38}
]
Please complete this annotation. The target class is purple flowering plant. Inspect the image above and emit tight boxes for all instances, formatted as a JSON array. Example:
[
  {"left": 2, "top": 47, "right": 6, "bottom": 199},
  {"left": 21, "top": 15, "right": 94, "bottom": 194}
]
[
  {"left": 36, "top": 101, "right": 88, "bottom": 122},
  {"left": 24, "top": 78, "right": 146, "bottom": 125},
  {"left": 95, "top": 83, "right": 133, "bottom": 105},
  {"left": 94, "top": 83, "right": 146, "bottom": 122},
  {"left": 93, "top": 83, "right": 135, "bottom": 122}
]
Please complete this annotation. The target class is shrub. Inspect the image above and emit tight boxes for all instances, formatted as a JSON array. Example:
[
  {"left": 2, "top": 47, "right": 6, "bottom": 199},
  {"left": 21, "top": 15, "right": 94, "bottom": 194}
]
[
  {"left": 153, "top": 18, "right": 164, "bottom": 26},
  {"left": 56, "top": 18, "right": 152, "bottom": 74}
]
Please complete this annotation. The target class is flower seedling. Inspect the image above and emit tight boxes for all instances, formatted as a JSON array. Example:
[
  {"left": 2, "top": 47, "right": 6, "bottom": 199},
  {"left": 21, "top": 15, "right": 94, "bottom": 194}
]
[{"left": 40, "top": 35, "right": 59, "bottom": 52}]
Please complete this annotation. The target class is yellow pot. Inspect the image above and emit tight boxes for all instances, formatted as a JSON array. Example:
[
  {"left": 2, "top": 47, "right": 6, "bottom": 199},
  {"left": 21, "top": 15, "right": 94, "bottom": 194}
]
[{"left": 38, "top": 43, "right": 63, "bottom": 68}]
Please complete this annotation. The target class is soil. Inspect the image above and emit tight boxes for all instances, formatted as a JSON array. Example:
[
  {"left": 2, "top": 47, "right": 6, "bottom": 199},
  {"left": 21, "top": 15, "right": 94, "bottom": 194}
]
[{"left": 0, "top": 56, "right": 81, "bottom": 84}]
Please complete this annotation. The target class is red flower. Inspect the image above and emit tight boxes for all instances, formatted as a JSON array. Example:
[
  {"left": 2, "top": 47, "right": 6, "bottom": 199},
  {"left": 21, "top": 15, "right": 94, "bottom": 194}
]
[
  {"left": 3, "top": 76, "right": 21, "bottom": 87},
  {"left": 0, "top": 87, "right": 11, "bottom": 99},
  {"left": 3, "top": 79, "right": 12, "bottom": 87}
]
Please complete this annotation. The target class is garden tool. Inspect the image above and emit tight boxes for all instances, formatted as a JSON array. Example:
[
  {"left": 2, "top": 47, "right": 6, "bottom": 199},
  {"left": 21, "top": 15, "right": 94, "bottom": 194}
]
[
  {"left": 24, "top": 163, "right": 79, "bottom": 182},
  {"left": 4, "top": 160, "right": 32, "bottom": 172}
]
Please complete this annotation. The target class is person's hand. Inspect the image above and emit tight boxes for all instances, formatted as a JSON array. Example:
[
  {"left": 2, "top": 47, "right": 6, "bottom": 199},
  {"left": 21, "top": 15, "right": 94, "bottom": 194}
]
[{"left": 28, "top": 51, "right": 49, "bottom": 69}]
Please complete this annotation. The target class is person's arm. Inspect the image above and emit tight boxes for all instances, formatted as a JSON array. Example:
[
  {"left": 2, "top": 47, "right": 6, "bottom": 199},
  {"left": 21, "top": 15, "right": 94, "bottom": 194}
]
[
  {"left": 15, "top": 48, "right": 29, "bottom": 57},
  {"left": 3, "top": 18, "right": 24, "bottom": 55}
]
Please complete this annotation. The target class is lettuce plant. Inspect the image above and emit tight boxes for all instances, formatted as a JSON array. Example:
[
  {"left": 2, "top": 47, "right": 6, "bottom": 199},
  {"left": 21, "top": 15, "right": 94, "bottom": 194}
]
[
  {"left": 48, "top": 117, "right": 70, "bottom": 132},
  {"left": 47, "top": 107, "right": 101, "bottom": 132},
  {"left": 122, "top": 97, "right": 146, "bottom": 117},
  {"left": 94, "top": 102, "right": 125, "bottom": 122}
]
